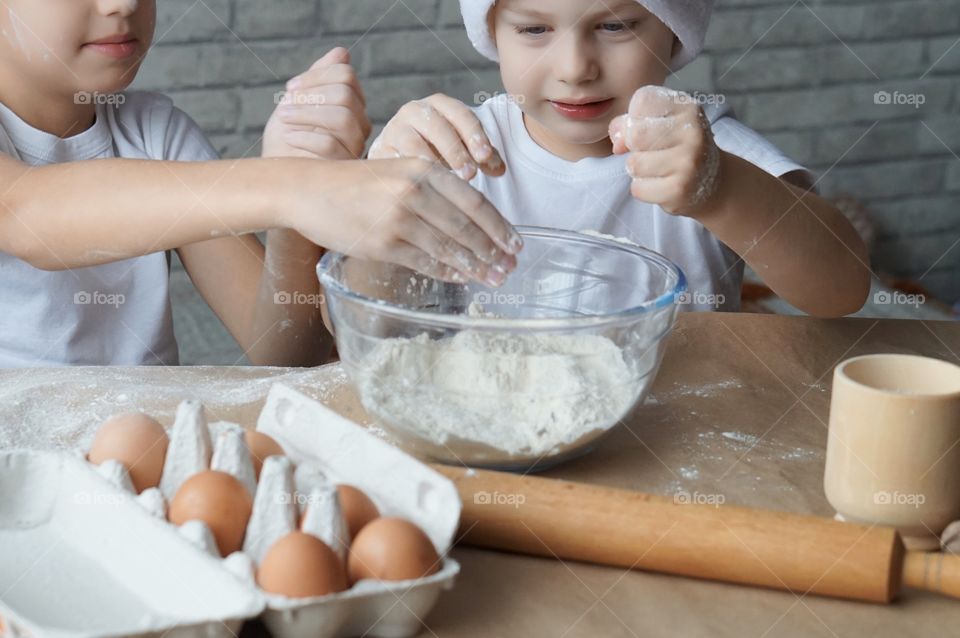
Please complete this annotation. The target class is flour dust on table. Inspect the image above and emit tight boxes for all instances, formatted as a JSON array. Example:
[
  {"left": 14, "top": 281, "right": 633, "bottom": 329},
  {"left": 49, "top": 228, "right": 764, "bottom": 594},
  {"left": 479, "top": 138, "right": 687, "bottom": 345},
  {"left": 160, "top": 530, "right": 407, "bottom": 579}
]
[{"left": 0, "top": 366, "right": 352, "bottom": 451}]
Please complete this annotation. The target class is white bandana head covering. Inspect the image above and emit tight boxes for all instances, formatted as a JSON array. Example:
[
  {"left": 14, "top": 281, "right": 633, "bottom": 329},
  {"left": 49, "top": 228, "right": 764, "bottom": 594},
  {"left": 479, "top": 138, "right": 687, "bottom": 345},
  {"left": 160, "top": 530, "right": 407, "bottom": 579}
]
[{"left": 460, "top": 0, "right": 714, "bottom": 71}]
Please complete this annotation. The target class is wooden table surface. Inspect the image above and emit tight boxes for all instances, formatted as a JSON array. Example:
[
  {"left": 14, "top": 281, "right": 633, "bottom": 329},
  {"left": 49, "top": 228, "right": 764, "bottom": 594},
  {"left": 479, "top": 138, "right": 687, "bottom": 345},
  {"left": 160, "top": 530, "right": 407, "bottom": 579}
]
[{"left": 3, "top": 312, "right": 960, "bottom": 637}]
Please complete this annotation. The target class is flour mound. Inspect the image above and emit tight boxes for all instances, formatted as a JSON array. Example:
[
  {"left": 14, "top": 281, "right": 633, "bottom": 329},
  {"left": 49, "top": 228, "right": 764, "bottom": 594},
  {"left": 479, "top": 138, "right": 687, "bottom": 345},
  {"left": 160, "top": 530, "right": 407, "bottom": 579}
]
[{"left": 354, "top": 330, "right": 641, "bottom": 457}]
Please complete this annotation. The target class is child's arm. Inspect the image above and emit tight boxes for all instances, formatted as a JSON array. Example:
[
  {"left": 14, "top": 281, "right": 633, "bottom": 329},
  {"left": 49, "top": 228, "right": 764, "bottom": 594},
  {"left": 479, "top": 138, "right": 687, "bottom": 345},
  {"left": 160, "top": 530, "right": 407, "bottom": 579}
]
[
  {"left": 684, "top": 154, "right": 869, "bottom": 317},
  {"left": 0, "top": 154, "right": 521, "bottom": 359},
  {"left": 0, "top": 155, "right": 521, "bottom": 274},
  {"left": 180, "top": 48, "right": 370, "bottom": 366},
  {"left": 610, "top": 87, "right": 870, "bottom": 318}
]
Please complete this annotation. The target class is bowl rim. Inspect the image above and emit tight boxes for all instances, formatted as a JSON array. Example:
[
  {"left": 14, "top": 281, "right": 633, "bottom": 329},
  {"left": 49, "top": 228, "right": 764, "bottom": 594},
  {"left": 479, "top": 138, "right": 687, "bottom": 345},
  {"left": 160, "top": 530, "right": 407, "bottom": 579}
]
[{"left": 316, "top": 226, "right": 687, "bottom": 330}]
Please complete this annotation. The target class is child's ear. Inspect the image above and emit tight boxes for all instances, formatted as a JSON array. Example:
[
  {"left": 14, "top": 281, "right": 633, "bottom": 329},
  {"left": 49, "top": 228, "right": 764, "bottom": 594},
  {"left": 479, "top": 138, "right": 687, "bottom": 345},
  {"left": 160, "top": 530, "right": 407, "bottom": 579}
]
[{"left": 487, "top": 4, "right": 498, "bottom": 45}]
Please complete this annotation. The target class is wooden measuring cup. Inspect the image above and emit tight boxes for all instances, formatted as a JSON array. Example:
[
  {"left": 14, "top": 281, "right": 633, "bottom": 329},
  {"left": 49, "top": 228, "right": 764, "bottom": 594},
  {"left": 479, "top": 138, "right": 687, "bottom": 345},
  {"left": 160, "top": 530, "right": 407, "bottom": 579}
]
[{"left": 824, "top": 353, "right": 960, "bottom": 551}]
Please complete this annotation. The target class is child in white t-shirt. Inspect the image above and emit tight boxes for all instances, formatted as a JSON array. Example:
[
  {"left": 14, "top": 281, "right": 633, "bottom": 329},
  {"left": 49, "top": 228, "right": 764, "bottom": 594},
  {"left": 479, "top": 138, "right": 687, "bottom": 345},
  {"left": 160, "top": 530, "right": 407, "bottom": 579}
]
[
  {"left": 371, "top": 0, "right": 870, "bottom": 316},
  {"left": 0, "top": 0, "right": 520, "bottom": 367}
]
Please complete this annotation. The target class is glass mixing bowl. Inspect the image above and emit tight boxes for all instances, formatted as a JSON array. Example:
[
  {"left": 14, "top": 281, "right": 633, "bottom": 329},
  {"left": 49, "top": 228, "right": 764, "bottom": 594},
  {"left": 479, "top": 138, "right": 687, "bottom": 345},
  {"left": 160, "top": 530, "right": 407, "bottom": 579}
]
[{"left": 317, "top": 227, "right": 686, "bottom": 472}]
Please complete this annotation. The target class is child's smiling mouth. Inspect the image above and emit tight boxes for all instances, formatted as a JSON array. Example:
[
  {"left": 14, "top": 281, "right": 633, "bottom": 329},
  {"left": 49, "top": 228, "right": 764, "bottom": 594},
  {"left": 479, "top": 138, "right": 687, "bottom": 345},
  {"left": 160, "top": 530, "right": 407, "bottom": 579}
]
[
  {"left": 549, "top": 97, "right": 615, "bottom": 121},
  {"left": 83, "top": 33, "right": 139, "bottom": 59}
]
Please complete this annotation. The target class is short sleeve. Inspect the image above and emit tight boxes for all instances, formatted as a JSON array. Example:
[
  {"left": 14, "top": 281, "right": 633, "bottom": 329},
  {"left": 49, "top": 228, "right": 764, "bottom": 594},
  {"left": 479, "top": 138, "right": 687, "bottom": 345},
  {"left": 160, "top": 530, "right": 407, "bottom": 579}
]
[
  {"left": 107, "top": 91, "right": 219, "bottom": 163},
  {"left": 711, "top": 115, "right": 815, "bottom": 188},
  {"left": 157, "top": 103, "right": 220, "bottom": 163},
  {"left": 0, "top": 123, "right": 22, "bottom": 161}
]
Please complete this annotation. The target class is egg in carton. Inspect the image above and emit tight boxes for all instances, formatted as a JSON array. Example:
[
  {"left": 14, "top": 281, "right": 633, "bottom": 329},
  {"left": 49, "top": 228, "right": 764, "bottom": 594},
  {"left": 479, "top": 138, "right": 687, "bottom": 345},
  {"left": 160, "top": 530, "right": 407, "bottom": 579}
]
[{"left": 85, "top": 384, "right": 462, "bottom": 638}]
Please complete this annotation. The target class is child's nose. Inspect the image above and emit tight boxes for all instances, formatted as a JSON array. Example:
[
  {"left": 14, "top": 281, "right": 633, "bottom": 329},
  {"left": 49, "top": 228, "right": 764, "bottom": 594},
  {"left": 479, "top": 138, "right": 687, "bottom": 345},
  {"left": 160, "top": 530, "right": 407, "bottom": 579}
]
[
  {"left": 96, "top": 0, "right": 139, "bottom": 18},
  {"left": 553, "top": 35, "right": 600, "bottom": 85}
]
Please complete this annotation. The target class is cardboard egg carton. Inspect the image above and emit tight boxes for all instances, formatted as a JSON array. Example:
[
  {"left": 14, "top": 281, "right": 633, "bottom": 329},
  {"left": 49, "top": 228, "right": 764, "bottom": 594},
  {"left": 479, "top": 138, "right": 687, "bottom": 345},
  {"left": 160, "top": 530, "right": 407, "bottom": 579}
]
[
  {"left": 0, "top": 449, "right": 264, "bottom": 638},
  {"left": 0, "top": 384, "right": 461, "bottom": 638}
]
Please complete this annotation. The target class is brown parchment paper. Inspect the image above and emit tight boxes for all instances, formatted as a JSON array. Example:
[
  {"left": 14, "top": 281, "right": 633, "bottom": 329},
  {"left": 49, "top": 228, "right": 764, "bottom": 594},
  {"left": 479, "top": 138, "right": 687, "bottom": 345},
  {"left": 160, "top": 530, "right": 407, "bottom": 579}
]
[{"left": 2, "top": 312, "right": 959, "bottom": 637}]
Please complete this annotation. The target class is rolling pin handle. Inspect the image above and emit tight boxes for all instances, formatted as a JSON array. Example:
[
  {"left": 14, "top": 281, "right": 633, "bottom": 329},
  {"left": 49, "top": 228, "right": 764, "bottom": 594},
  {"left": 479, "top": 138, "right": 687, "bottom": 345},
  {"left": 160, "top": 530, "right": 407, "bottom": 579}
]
[{"left": 902, "top": 552, "right": 960, "bottom": 600}]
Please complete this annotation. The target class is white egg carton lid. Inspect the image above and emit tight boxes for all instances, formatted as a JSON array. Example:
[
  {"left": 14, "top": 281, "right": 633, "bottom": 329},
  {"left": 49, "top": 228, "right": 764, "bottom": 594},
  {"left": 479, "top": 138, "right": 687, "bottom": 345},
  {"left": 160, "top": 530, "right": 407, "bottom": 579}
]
[{"left": 0, "top": 449, "right": 265, "bottom": 638}]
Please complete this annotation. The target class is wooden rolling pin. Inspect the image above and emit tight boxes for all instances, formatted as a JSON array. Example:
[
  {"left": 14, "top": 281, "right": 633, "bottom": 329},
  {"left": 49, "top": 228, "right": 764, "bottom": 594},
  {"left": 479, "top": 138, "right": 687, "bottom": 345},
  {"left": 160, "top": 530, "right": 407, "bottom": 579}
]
[{"left": 432, "top": 465, "right": 960, "bottom": 603}]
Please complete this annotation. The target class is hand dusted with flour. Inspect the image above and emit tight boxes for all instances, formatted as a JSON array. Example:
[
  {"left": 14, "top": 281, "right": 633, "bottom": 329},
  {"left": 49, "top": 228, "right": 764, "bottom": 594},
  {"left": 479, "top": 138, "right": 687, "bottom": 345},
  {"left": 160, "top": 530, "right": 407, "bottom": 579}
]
[{"left": 610, "top": 86, "right": 722, "bottom": 215}]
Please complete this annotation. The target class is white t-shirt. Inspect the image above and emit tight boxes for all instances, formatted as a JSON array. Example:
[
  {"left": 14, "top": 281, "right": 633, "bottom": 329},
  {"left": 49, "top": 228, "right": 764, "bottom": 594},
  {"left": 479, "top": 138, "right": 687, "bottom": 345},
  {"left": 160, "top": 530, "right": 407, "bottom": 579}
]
[
  {"left": 0, "top": 91, "right": 218, "bottom": 367},
  {"left": 469, "top": 94, "right": 810, "bottom": 312}
]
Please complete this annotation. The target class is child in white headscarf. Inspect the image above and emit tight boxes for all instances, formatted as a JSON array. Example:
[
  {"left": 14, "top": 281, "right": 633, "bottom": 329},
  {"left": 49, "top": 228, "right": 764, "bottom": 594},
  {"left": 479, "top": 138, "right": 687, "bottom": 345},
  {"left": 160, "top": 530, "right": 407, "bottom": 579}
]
[{"left": 370, "top": 0, "right": 870, "bottom": 316}]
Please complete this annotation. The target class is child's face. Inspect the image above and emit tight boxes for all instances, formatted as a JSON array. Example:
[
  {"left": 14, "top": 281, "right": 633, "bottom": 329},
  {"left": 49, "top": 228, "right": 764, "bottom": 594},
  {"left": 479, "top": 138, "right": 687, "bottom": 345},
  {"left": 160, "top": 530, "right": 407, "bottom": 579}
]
[
  {"left": 492, "top": 0, "right": 676, "bottom": 158},
  {"left": 0, "top": 0, "right": 154, "bottom": 97}
]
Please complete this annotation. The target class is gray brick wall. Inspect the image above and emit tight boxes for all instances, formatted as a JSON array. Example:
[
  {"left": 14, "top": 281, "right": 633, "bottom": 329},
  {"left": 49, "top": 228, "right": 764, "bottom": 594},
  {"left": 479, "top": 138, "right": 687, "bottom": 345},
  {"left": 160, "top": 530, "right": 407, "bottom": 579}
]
[{"left": 134, "top": 0, "right": 960, "bottom": 306}]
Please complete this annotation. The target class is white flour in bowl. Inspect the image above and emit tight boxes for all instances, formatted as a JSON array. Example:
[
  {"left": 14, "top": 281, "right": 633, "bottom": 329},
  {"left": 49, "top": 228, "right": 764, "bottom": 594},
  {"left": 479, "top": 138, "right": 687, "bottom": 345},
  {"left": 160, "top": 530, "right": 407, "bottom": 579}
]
[{"left": 353, "top": 328, "right": 644, "bottom": 457}]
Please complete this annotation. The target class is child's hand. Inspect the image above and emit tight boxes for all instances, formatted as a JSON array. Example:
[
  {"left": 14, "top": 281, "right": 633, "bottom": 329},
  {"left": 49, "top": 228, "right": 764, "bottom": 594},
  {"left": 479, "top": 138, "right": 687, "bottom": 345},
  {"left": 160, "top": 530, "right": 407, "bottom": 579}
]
[
  {"left": 369, "top": 94, "right": 505, "bottom": 180},
  {"left": 263, "top": 47, "right": 371, "bottom": 160},
  {"left": 609, "top": 86, "right": 721, "bottom": 217},
  {"left": 284, "top": 158, "right": 522, "bottom": 286}
]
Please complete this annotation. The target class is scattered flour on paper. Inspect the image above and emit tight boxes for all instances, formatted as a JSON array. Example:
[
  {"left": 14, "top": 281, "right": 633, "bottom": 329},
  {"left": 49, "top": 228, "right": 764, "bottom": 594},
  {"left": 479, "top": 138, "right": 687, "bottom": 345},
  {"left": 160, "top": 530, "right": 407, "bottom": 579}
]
[
  {"left": 721, "top": 431, "right": 760, "bottom": 446},
  {"left": 0, "top": 366, "right": 352, "bottom": 452},
  {"left": 354, "top": 319, "right": 646, "bottom": 457}
]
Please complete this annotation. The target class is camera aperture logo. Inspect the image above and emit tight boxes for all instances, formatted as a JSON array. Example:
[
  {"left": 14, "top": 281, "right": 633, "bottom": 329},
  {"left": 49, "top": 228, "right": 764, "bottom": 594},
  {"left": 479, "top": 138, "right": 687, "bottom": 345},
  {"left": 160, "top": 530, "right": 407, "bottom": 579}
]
[
  {"left": 274, "top": 291, "right": 325, "bottom": 307},
  {"left": 473, "top": 490, "right": 525, "bottom": 508},
  {"left": 74, "top": 290, "right": 125, "bottom": 308}
]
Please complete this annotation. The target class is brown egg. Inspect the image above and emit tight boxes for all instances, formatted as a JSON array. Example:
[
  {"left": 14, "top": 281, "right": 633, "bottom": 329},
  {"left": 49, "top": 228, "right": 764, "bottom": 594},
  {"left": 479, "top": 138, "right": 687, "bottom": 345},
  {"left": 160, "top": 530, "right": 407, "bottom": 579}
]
[
  {"left": 257, "top": 531, "right": 347, "bottom": 598},
  {"left": 347, "top": 517, "right": 440, "bottom": 584},
  {"left": 87, "top": 412, "right": 169, "bottom": 493},
  {"left": 244, "top": 430, "right": 285, "bottom": 478},
  {"left": 337, "top": 484, "right": 379, "bottom": 539},
  {"left": 169, "top": 470, "right": 253, "bottom": 557}
]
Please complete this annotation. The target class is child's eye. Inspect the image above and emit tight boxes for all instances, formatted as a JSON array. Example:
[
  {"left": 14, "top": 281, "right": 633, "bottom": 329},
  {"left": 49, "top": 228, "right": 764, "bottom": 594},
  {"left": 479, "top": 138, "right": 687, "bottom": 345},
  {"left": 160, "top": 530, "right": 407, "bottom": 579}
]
[
  {"left": 599, "top": 21, "right": 637, "bottom": 33},
  {"left": 515, "top": 25, "right": 548, "bottom": 36}
]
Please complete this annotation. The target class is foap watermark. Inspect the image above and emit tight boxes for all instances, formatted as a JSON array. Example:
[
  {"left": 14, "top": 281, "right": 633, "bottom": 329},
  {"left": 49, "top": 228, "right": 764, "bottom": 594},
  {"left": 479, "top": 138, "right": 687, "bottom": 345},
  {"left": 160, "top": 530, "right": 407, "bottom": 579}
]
[
  {"left": 675, "top": 290, "right": 725, "bottom": 309},
  {"left": 671, "top": 91, "right": 726, "bottom": 107},
  {"left": 873, "top": 290, "right": 925, "bottom": 308},
  {"left": 74, "top": 91, "right": 125, "bottom": 107},
  {"left": 474, "top": 291, "right": 525, "bottom": 307},
  {"left": 874, "top": 90, "right": 925, "bottom": 109},
  {"left": 473, "top": 90, "right": 525, "bottom": 106},
  {"left": 74, "top": 491, "right": 125, "bottom": 506},
  {"left": 874, "top": 490, "right": 926, "bottom": 508},
  {"left": 274, "top": 291, "right": 325, "bottom": 307},
  {"left": 274, "top": 91, "right": 326, "bottom": 107},
  {"left": 74, "top": 290, "right": 125, "bottom": 308},
  {"left": 473, "top": 490, "right": 526, "bottom": 508},
  {"left": 277, "top": 491, "right": 329, "bottom": 507},
  {"left": 674, "top": 489, "right": 725, "bottom": 507}
]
